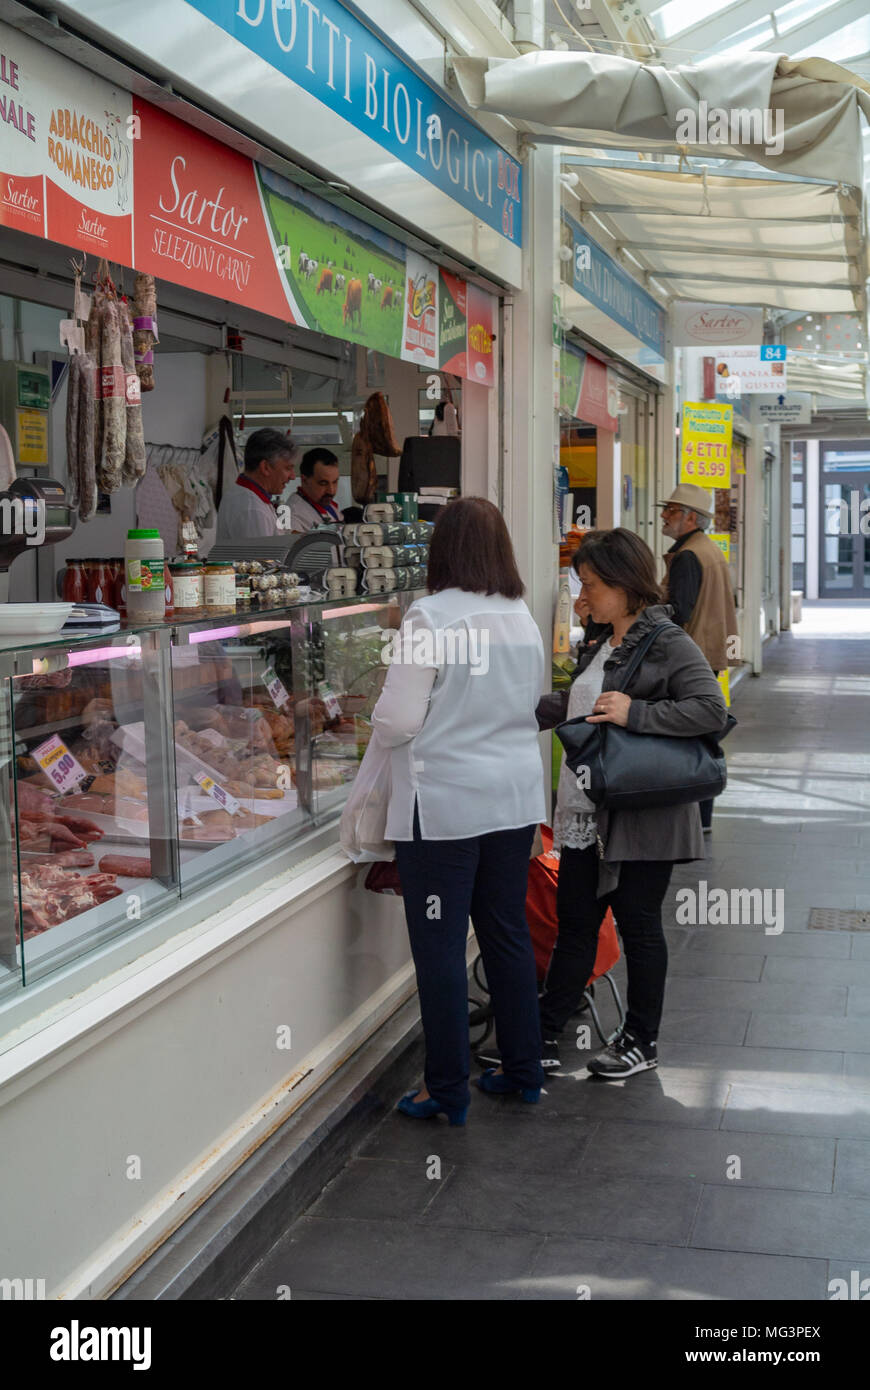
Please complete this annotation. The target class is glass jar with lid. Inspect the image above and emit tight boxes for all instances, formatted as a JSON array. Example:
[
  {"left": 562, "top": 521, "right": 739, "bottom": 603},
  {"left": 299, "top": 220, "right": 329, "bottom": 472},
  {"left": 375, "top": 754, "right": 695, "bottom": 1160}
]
[
  {"left": 204, "top": 561, "right": 236, "bottom": 615},
  {"left": 169, "top": 560, "right": 205, "bottom": 616}
]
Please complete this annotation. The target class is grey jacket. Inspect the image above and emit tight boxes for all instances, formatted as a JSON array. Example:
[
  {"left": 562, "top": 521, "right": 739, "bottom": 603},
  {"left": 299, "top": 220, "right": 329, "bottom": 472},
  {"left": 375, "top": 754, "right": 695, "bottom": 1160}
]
[{"left": 538, "top": 604, "right": 730, "bottom": 894}]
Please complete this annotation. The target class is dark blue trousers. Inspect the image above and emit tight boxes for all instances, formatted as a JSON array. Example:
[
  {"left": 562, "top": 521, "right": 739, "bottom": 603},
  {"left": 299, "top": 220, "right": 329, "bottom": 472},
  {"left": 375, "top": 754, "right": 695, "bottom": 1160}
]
[{"left": 395, "top": 807, "right": 544, "bottom": 1110}]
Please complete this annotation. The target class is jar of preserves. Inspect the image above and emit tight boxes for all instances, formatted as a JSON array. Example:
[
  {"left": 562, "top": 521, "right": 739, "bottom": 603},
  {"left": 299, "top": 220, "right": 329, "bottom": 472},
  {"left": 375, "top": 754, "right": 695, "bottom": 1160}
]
[
  {"left": 114, "top": 563, "right": 127, "bottom": 616},
  {"left": 204, "top": 561, "right": 236, "bottom": 615},
  {"left": 169, "top": 560, "right": 205, "bottom": 616},
  {"left": 88, "top": 558, "right": 112, "bottom": 605},
  {"left": 62, "top": 560, "right": 86, "bottom": 603}
]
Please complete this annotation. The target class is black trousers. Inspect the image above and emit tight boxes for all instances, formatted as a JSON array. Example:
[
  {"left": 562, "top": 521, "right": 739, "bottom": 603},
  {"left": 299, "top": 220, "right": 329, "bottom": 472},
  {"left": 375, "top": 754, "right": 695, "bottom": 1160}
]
[
  {"left": 539, "top": 846, "right": 674, "bottom": 1046},
  {"left": 395, "top": 808, "right": 545, "bottom": 1110}
]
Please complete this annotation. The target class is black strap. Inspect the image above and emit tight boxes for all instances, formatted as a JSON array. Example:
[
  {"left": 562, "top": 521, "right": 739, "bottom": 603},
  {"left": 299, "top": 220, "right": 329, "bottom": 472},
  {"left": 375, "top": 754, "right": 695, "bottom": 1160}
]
[
  {"left": 613, "top": 622, "right": 671, "bottom": 693},
  {"left": 213, "top": 415, "right": 238, "bottom": 511}
]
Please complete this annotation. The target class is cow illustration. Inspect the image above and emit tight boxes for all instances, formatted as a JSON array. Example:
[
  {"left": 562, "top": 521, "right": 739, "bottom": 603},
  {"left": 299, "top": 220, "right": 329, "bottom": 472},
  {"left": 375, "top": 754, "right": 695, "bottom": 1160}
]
[
  {"left": 335, "top": 273, "right": 346, "bottom": 293},
  {"left": 367, "top": 271, "right": 377, "bottom": 295},
  {"left": 380, "top": 286, "right": 394, "bottom": 310},
  {"left": 316, "top": 267, "right": 334, "bottom": 295},
  {"left": 343, "top": 278, "right": 363, "bottom": 327}
]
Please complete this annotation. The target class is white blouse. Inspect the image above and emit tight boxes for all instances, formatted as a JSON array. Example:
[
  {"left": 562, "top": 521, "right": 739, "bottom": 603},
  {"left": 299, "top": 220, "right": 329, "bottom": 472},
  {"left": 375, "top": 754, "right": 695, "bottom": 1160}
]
[
  {"left": 370, "top": 588, "right": 548, "bottom": 840},
  {"left": 552, "top": 639, "right": 620, "bottom": 853}
]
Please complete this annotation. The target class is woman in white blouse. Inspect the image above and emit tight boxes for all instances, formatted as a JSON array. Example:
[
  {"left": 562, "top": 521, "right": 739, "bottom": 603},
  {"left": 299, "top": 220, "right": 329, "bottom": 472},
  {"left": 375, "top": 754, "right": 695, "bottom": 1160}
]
[{"left": 371, "top": 498, "right": 547, "bottom": 1126}]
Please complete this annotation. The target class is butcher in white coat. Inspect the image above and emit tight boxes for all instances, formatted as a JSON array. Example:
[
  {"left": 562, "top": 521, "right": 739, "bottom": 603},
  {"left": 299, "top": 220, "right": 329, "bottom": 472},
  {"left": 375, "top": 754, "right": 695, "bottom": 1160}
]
[{"left": 216, "top": 428, "right": 298, "bottom": 542}]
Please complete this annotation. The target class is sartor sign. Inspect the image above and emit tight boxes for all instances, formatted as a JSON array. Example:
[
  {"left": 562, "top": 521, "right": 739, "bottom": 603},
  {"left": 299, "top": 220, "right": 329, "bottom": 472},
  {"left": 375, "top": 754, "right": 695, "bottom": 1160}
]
[{"left": 183, "top": 0, "right": 522, "bottom": 246}]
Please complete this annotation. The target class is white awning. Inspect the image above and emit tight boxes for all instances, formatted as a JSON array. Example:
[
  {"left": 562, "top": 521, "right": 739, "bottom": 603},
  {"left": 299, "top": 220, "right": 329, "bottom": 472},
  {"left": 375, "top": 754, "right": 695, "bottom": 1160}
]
[
  {"left": 450, "top": 50, "right": 870, "bottom": 188},
  {"left": 561, "top": 160, "right": 867, "bottom": 315}
]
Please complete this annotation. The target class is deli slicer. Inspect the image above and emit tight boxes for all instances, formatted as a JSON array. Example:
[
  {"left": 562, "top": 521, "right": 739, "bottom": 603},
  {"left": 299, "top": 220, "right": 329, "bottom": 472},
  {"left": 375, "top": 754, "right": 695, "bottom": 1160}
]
[{"left": 0, "top": 477, "right": 73, "bottom": 602}]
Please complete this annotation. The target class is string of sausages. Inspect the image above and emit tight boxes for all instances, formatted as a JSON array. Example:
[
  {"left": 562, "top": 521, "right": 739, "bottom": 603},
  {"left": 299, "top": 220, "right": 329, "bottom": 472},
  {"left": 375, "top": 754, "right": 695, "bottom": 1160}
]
[{"left": 66, "top": 260, "right": 149, "bottom": 521}]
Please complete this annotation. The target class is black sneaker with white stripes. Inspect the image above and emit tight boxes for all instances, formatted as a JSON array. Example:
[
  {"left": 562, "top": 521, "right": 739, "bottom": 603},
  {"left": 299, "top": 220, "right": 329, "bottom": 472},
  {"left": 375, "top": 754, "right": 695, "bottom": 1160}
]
[{"left": 586, "top": 1030, "right": 657, "bottom": 1079}]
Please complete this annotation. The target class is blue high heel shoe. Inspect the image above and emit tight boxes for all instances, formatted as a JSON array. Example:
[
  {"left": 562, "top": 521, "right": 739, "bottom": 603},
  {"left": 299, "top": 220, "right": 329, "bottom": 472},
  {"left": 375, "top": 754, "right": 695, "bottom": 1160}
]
[
  {"left": 475, "top": 1069, "right": 541, "bottom": 1104},
  {"left": 396, "top": 1091, "right": 468, "bottom": 1127}
]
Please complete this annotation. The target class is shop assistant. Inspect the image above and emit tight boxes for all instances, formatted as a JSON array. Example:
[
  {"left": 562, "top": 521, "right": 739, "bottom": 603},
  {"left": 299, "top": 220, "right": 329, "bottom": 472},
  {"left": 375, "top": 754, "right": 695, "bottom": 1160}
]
[
  {"left": 285, "top": 448, "right": 343, "bottom": 532},
  {"left": 216, "top": 428, "right": 298, "bottom": 542}
]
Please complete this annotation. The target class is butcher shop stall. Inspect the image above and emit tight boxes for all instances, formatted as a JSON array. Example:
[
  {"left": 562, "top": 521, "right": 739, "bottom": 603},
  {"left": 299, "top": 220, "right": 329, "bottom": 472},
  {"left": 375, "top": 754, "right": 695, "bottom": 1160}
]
[{"left": 0, "top": 10, "right": 505, "bottom": 1298}]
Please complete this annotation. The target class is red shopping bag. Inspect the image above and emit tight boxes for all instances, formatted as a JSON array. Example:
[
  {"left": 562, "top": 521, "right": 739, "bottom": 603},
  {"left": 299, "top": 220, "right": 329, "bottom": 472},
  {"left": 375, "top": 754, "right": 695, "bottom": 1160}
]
[{"left": 526, "top": 824, "right": 619, "bottom": 985}]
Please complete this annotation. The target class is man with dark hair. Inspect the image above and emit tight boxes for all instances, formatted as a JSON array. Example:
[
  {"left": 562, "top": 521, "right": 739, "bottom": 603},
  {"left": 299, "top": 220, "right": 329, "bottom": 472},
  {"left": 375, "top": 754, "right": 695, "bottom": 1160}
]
[
  {"left": 216, "top": 427, "right": 298, "bottom": 542},
  {"left": 286, "top": 447, "right": 343, "bottom": 531}
]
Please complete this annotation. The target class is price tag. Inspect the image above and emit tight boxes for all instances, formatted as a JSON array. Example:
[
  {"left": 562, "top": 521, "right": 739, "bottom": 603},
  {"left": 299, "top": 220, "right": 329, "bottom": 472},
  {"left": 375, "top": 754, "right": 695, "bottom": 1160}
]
[
  {"left": 262, "top": 665, "right": 290, "bottom": 709},
  {"left": 193, "top": 770, "right": 241, "bottom": 815},
  {"left": 59, "top": 320, "right": 85, "bottom": 355},
  {"left": 32, "top": 734, "right": 88, "bottom": 793}
]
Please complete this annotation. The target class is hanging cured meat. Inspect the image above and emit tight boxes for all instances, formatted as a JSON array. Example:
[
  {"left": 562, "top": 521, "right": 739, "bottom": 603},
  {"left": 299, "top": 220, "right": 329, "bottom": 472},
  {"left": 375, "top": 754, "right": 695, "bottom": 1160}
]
[
  {"left": 361, "top": 391, "right": 401, "bottom": 456},
  {"left": 132, "top": 273, "right": 158, "bottom": 391},
  {"left": 66, "top": 266, "right": 147, "bottom": 518},
  {"left": 119, "top": 299, "right": 146, "bottom": 486},
  {"left": 350, "top": 392, "right": 401, "bottom": 504}
]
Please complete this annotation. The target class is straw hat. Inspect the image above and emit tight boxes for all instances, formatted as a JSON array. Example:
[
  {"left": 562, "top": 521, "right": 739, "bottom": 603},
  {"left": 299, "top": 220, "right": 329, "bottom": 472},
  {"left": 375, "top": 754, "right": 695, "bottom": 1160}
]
[{"left": 657, "top": 484, "right": 715, "bottom": 519}]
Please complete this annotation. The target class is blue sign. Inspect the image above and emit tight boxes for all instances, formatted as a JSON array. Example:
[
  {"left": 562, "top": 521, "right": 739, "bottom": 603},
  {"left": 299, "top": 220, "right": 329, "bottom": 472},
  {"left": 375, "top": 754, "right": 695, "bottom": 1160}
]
[
  {"left": 183, "top": 0, "right": 522, "bottom": 246},
  {"left": 761, "top": 344, "right": 787, "bottom": 361},
  {"left": 565, "top": 211, "right": 666, "bottom": 359}
]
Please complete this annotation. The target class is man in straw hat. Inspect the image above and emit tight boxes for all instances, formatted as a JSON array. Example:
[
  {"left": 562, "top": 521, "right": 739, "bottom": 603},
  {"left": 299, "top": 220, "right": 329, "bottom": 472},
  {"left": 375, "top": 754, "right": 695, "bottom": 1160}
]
[{"left": 659, "top": 483, "right": 739, "bottom": 833}]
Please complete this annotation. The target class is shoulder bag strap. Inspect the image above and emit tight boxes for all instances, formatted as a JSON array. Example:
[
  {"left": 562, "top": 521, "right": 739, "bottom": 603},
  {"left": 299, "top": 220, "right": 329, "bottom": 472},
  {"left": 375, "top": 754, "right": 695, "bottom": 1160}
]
[{"left": 613, "top": 622, "right": 671, "bottom": 693}]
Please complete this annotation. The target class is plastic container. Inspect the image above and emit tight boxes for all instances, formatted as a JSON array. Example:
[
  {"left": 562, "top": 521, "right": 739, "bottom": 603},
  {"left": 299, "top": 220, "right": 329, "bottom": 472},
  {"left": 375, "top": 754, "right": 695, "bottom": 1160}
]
[
  {"left": 125, "top": 528, "right": 165, "bottom": 622},
  {"left": 204, "top": 561, "right": 236, "bottom": 615}
]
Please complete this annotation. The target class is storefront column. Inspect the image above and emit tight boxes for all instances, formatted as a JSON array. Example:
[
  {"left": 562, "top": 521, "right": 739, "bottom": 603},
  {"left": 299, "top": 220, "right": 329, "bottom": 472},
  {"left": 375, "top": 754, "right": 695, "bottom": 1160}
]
[
  {"left": 780, "top": 442, "right": 793, "bottom": 631},
  {"left": 594, "top": 428, "right": 619, "bottom": 529},
  {"left": 506, "top": 144, "right": 559, "bottom": 641},
  {"left": 805, "top": 439, "right": 820, "bottom": 599},
  {"left": 744, "top": 426, "right": 765, "bottom": 675}
]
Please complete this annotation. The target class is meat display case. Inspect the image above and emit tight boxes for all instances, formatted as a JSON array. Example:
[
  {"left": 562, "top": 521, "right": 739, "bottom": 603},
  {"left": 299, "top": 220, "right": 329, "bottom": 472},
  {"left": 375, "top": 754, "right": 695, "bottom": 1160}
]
[{"left": 0, "top": 590, "right": 418, "bottom": 1001}]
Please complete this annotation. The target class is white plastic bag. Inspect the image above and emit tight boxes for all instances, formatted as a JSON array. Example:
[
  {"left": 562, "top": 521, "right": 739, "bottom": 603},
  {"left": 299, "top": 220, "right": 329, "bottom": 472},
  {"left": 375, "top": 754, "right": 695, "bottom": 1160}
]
[{"left": 339, "top": 732, "right": 394, "bottom": 862}]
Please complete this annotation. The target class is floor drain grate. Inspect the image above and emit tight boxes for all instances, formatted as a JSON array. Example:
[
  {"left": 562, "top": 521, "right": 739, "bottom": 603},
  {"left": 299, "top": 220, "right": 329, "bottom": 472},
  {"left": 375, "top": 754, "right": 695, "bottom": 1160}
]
[{"left": 809, "top": 908, "right": 870, "bottom": 932}]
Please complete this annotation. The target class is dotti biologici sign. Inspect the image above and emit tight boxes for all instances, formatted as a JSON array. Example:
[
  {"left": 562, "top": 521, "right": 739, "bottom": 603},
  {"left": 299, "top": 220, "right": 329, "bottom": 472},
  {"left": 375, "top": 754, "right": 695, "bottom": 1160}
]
[{"left": 183, "top": 0, "right": 523, "bottom": 246}]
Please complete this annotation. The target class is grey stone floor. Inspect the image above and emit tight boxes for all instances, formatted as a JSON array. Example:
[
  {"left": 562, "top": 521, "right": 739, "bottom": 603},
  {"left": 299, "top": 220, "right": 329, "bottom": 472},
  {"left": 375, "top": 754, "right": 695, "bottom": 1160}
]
[{"left": 232, "top": 602, "right": 870, "bottom": 1301}]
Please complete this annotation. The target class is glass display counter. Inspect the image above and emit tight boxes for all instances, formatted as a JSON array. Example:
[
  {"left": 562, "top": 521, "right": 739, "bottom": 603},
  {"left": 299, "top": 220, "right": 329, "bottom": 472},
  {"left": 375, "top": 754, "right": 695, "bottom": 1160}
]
[{"left": 0, "top": 591, "right": 416, "bottom": 1003}]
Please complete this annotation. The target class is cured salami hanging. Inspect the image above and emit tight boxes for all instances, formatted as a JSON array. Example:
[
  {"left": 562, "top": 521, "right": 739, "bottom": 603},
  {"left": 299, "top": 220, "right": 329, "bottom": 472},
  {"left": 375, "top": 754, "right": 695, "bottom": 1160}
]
[
  {"left": 65, "top": 262, "right": 147, "bottom": 518},
  {"left": 132, "top": 273, "right": 158, "bottom": 391},
  {"left": 119, "top": 299, "right": 146, "bottom": 486}
]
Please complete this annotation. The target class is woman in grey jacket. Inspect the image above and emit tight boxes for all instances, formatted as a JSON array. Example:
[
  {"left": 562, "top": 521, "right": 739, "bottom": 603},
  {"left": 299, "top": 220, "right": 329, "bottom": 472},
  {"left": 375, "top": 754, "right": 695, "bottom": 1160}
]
[{"left": 537, "top": 528, "right": 729, "bottom": 1080}]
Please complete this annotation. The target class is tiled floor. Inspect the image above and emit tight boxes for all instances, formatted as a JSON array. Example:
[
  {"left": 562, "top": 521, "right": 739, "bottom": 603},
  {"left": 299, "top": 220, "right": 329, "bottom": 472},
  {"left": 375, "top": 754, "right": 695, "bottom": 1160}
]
[{"left": 232, "top": 603, "right": 870, "bottom": 1301}]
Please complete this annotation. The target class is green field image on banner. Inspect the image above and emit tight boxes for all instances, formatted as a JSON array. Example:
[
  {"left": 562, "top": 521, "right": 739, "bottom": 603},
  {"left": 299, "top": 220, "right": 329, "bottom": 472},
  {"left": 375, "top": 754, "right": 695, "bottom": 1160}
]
[
  {"left": 259, "top": 167, "right": 405, "bottom": 358},
  {"left": 559, "top": 347, "right": 585, "bottom": 417}
]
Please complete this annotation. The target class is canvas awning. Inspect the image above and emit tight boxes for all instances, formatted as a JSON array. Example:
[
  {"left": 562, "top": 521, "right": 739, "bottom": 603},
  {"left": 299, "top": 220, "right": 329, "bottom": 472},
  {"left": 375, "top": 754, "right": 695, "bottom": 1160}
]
[
  {"left": 559, "top": 160, "right": 867, "bottom": 315},
  {"left": 450, "top": 49, "right": 870, "bottom": 188}
]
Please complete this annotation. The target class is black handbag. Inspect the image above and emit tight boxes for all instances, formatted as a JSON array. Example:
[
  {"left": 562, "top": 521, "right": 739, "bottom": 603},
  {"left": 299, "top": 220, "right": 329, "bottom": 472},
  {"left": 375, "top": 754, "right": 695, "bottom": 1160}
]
[{"left": 555, "top": 623, "right": 737, "bottom": 811}]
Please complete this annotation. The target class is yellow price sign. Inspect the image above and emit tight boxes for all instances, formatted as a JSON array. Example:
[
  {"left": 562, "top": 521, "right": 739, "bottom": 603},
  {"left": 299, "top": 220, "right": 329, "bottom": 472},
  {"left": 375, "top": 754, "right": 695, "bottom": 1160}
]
[
  {"left": 680, "top": 402, "right": 732, "bottom": 489},
  {"left": 733, "top": 439, "right": 746, "bottom": 475},
  {"left": 710, "top": 532, "right": 730, "bottom": 562}
]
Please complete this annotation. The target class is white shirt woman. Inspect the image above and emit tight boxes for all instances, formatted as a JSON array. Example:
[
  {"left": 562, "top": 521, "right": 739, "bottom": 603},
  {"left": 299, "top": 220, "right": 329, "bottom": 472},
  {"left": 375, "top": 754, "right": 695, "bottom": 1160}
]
[{"left": 371, "top": 586, "right": 547, "bottom": 840}]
